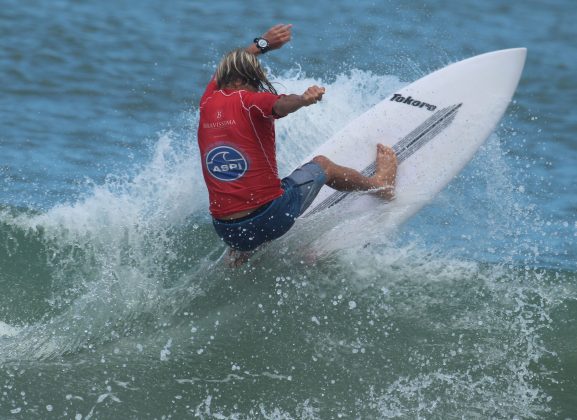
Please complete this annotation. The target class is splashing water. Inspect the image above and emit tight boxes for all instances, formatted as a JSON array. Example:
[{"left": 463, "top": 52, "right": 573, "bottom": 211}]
[{"left": 0, "top": 68, "right": 575, "bottom": 418}]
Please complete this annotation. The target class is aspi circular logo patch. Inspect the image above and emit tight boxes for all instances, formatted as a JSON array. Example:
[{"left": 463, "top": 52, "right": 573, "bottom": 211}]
[{"left": 205, "top": 146, "right": 248, "bottom": 182}]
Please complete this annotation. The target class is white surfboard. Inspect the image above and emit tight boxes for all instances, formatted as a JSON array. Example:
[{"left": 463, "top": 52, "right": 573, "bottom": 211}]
[{"left": 299, "top": 49, "right": 526, "bottom": 240}]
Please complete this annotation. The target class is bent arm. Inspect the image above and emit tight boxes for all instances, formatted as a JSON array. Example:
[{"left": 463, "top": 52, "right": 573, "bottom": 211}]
[
  {"left": 246, "top": 24, "right": 293, "bottom": 55},
  {"left": 239, "top": 24, "right": 326, "bottom": 117},
  {"left": 273, "top": 95, "right": 307, "bottom": 117},
  {"left": 273, "top": 85, "right": 326, "bottom": 117}
]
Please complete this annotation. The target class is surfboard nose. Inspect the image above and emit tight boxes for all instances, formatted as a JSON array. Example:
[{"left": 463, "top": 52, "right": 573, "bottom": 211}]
[
  {"left": 490, "top": 48, "right": 527, "bottom": 69},
  {"left": 475, "top": 48, "right": 527, "bottom": 88}
]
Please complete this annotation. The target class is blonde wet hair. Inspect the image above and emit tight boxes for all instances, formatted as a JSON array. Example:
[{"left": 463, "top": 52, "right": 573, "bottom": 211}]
[{"left": 215, "top": 48, "right": 277, "bottom": 94}]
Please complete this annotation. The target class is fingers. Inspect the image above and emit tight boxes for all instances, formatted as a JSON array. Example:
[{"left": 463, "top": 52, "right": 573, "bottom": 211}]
[
  {"left": 262, "top": 23, "right": 293, "bottom": 50},
  {"left": 268, "top": 23, "right": 292, "bottom": 36},
  {"left": 270, "top": 23, "right": 292, "bottom": 33},
  {"left": 312, "top": 85, "right": 326, "bottom": 97},
  {"left": 303, "top": 85, "right": 326, "bottom": 105}
]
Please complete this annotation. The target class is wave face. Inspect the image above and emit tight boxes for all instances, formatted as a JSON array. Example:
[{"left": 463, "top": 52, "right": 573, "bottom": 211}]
[
  {"left": 1, "top": 0, "right": 576, "bottom": 417},
  {"left": 1, "top": 68, "right": 575, "bottom": 418}
]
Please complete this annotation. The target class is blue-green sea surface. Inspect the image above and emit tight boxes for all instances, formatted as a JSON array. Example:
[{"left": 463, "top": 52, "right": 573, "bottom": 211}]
[{"left": 1, "top": 0, "right": 576, "bottom": 418}]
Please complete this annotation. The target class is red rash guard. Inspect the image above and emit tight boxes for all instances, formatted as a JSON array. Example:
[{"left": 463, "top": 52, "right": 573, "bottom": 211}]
[{"left": 198, "top": 79, "right": 285, "bottom": 218}]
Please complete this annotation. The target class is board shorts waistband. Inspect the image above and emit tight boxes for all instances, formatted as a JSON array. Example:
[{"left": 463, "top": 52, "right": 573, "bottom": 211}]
[
  {"left": 213, "top": 201, "right": 273, "bottom": 224},
  {"left": 212, "top": 162, "right": 326, "bottom": 252}
]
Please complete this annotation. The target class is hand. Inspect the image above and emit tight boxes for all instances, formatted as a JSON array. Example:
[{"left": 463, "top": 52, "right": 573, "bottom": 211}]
[
  {"left": 301, "top": 85, "right": 325, "bottom": 106},
  {"left": 261, "top": 24, "right": 293, "bottom": 51}
]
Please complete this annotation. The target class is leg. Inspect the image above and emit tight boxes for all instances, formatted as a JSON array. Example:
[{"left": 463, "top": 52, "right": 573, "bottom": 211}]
[
  {"left": 313, "top": 144, "right": 397, "bottom": 199},
  {"left": 225, "top": 248, "right": 256, "bottom": 268}
]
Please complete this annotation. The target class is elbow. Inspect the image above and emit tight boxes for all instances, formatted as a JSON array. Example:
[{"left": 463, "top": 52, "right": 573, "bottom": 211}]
[{"left": 272, "top": 103, "right": 288, "bottom": 118}]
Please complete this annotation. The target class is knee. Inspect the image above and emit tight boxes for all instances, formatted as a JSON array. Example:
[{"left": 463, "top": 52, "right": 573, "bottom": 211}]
[
  {"left": 312, "top": 155, "right": 334, "bottom": 182},
  {"left": 312, "top": 155, "right": 330, "bottom": 169}
]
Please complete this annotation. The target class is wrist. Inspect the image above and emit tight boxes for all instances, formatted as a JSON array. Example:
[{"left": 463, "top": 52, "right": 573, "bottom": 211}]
[
  {"left": 253, "top": 37, "right": 271, "bottom": 54},
  {"left": 246, "top": 44, "right": 261, "bottom": 55},
  {"left": 299, "top": 94, "right": 312, "bottom": 107}
]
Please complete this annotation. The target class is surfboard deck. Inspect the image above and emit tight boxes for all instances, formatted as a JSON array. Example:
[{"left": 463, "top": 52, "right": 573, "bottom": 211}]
[{"left": 298, "top": 49, "right": 527, "bottom": 242}]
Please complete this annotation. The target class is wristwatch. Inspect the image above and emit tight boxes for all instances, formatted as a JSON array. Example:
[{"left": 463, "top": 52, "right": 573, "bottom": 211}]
[{"left": 253, "top": 37, "right": 270, "bottom": 54}]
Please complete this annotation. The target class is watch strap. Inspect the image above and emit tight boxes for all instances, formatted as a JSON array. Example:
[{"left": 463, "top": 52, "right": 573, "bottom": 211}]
[{"left": 253, "top": 37, "right": 271, "bottom": 54}]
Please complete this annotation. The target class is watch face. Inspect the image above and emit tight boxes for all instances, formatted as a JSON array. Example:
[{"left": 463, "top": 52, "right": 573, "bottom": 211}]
[{"left": 257, "top": 39, "right": 268, "bottom": 48}]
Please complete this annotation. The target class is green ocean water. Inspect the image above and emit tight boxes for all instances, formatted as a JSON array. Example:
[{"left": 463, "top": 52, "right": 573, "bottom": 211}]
[{"left": 1, "top": 0, "right": 576, "bottom": 418}]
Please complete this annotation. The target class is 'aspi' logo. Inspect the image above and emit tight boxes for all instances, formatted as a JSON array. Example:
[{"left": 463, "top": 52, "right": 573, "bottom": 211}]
[{"left": 205, "top": 146, "right": 248, "bottom": 181}]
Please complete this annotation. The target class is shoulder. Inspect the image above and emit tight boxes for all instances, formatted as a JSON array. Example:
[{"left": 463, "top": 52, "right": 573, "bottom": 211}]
[
  {"left": 200, "top": 77, "right": 221, "bottom": 107},
  {"left": 239, "top": 90, "right": 281, "bottom": 117}
]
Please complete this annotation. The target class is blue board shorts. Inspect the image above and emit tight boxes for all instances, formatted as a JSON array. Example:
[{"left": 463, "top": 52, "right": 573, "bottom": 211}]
[{"left": 212, "top": 162, "right": 327, "bottom": 252}]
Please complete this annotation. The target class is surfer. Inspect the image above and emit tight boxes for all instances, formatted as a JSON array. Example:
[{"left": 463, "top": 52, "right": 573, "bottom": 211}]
[{"left": 198, "top": 24, "right": 397, "bottom": 266}]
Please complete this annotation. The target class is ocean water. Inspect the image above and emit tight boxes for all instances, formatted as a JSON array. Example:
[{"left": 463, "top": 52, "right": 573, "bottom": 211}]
[{"left": 1, "top": 0, "right": 576, "bottom": 418}]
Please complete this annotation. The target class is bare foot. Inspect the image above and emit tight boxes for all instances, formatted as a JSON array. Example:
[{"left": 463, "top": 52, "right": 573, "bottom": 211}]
[{"left": 371, "top": 144, "right": 397, "bottom": 199}]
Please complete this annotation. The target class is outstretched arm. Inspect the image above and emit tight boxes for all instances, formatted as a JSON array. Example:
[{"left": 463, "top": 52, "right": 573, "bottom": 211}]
[
  {"left": 273, "top": 85, "right": 326, "bottom": 117},
  {"left": 245, "top": 24, "right": 293, "bottom": 55}
]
